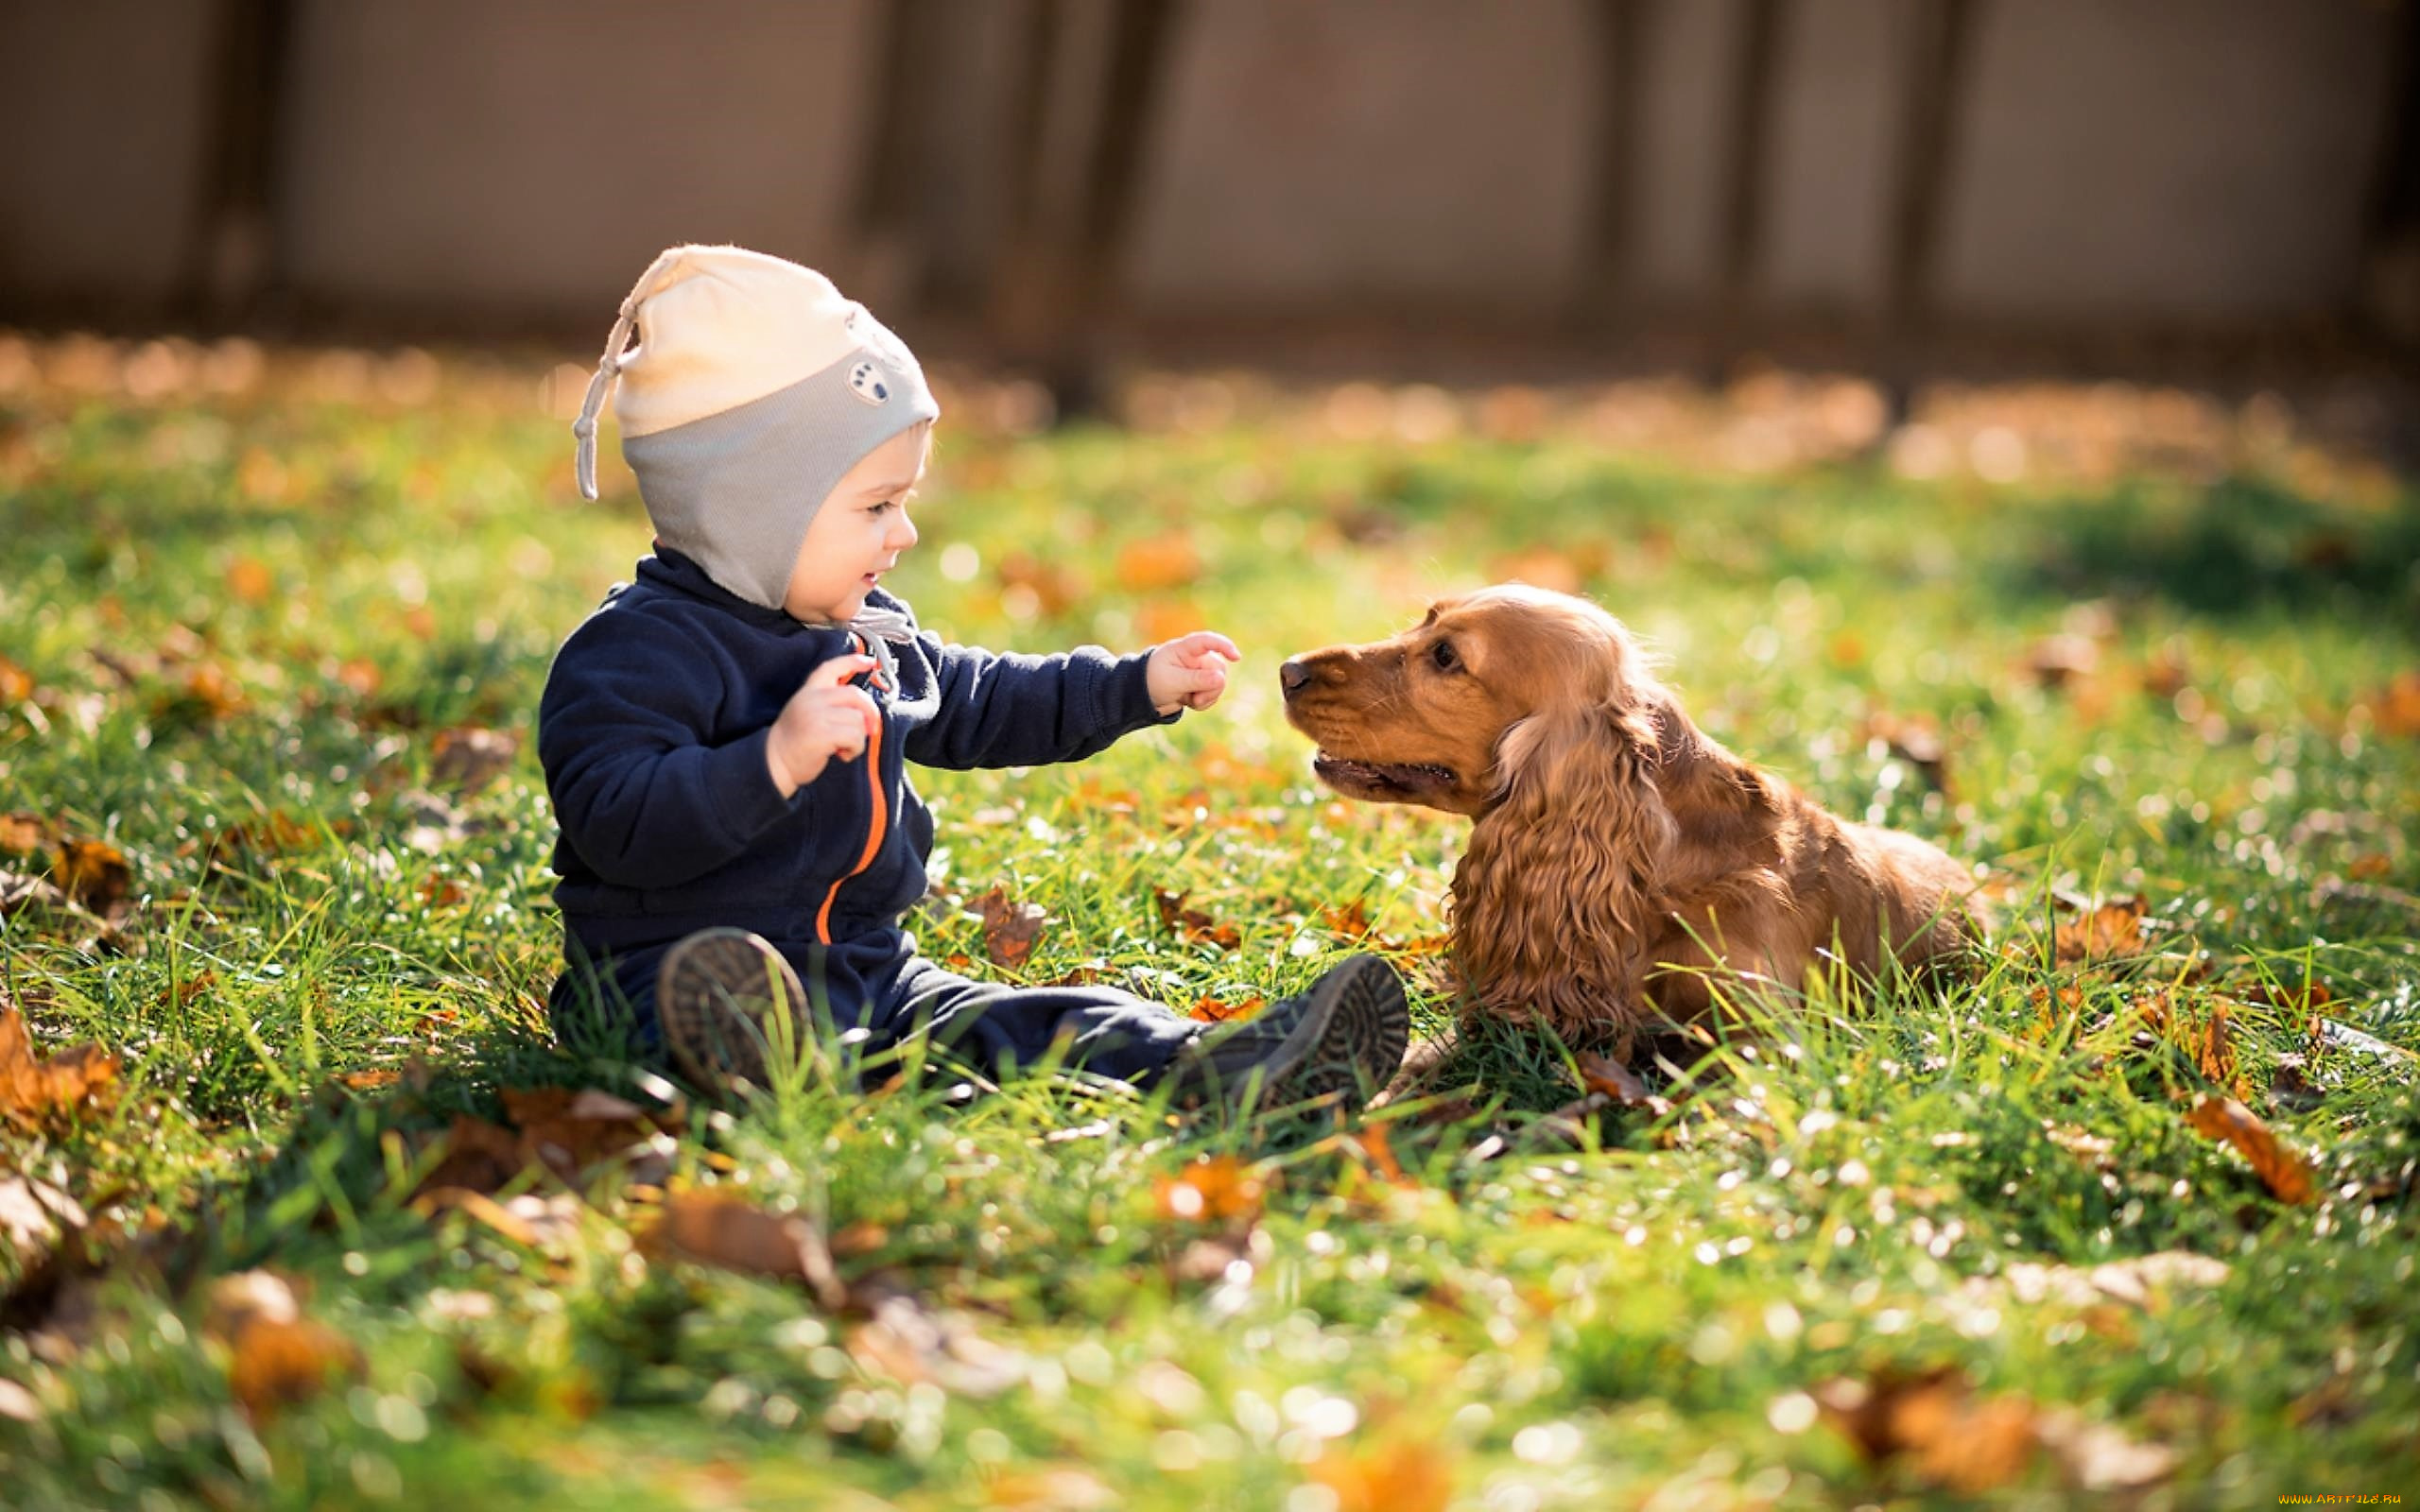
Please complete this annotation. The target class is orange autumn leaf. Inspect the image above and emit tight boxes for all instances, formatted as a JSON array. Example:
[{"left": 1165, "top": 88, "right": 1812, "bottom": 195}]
[
  {"left": 415, "top": 1087, "right": 669, "bottom": 1194},
  {"left": 1154, "top": 888, "right": 1240, "bottom": 951},
  {"left": 0, "top": 657, "right": 32, "bottom": 703},
  {"left": 1135, "top": 599, "right": 1204, "bottom": 645},
  {"left": 2054, "top": 896, "right": 2146, "bottom": 965},
  {"left": 2196, "top": 997, "right": 2239, "bottom": 1090},
  {"left": 0, "top": 1002, "right": 120, "bottom": 1129},
  {"left": 1188, "top": 994, "right": 1263, "bottom": 1023},
  {"left": 205, "top": 1272, "right": 358, "bottom": 1420},
  {"left": 1321, "top": 900, "right": 1374, "bottom": 941},
  {"left": 648, "top": 1191, "right": 848, "bottom": 1310},
  {"left": 225, "top": 557, "right": 274, "bottom": 604},
  {"left": 1816, "top": 1366, "right": 2042, "bottom": 1495},
  {"left": 1153, "top": 1156, "right": 1267, "bottom": 1225},
  {"left": 2360, "top": 670, "right": 2420, "bottom": 738},
  {"left": 0, "top": 812, "right": 49, "bottom": 857},
  {"left": 417, "top": 876, "right": 467, "bottom": 908},
  {"left": 2024, "top": 633, "right": 2100, "bottom": 690},
  {"left": 160, "top": 662, "right": 245, "bottom": 724},
  {"left": 1305, "top": 1439, "right": 1455, "bottom": 1512},
  {"left": 1575, "top": 1051, "right": 1671, "bottom": 1116},
  {"left": 995, "top": 553, "right": 1088, "bottom": 618},
  {"left": 974, "top": 886, "right": 1047, "bottom": 970},
  {"left": 2186, "top": 1094, "right": 2314, "bottom": 1205},
  {"left": 1487, "top": 547, "right": 1585, "bottom": 596},
  {"left": 501, "top": 1087, "right": 667, "bottom": 1185},
  {"left": 1114, "top": 532, "right": 1201, "bottom": 592},
  {"left": 2233, "top": 977, "right": 2334, "bottom": 1013},
  {"left": 52, "top": 837, "right": 131, "bottom": 920},
  {"left": 1358, "top": 1124, "right": 1416, "bottom": 1187}
]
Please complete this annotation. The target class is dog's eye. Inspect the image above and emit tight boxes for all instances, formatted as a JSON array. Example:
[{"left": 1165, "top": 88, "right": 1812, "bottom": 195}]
[{"left": 1430, "top": 640, "right": 1460, "bottom": 673}]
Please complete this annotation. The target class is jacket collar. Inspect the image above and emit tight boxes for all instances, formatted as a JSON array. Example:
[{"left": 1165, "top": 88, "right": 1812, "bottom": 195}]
[
  {"left": 634, "top": 547, "right": 917, "bottom": 637},
  {"left": 636, "top": 547, "right": 800, "bottom": 629}
]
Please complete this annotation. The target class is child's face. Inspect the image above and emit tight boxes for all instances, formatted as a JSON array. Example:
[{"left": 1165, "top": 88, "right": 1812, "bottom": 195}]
[{"left": 783, "top": 423, "right": 929, "bottom": 623}]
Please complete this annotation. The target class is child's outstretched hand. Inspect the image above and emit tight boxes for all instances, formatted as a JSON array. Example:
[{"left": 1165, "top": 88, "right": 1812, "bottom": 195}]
[
  {"left": 767, "top": 653, "right": 883, "bottom": 797},
  {"left": 1148, "top": 631, "right": 1243, "bottom": 714}
]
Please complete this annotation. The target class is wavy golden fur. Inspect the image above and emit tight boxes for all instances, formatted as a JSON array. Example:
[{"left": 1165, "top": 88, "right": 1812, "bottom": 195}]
[{"left": 1281, "top": 585, "right": 1976, "bottom": 1057}]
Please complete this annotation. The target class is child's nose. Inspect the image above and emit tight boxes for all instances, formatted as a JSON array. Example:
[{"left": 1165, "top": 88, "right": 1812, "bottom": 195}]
[{"left": 890, "top": 511, "right": 918, "bottom": 550}]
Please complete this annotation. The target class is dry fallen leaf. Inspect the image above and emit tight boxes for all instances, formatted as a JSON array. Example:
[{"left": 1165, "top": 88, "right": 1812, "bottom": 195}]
[
  {"left": 204, "top": 1271, "right": 358, "bottom": 1419},
  {"left": 0, "top": 1002, "right": 120, "bottom": 1130},
  {"left": 2359, "top": 670, "right": 2420, "bottom": 739},
  {"left": 2186, "top": 1094, "right": 2314, "bottom": 1204},
  {"left": 51, "top": 837, "right": 131, "bottom": 923},
  {"left": 225, "top": 557, "right": 274, "bottom": 604},
  {"left": 975, "top": 886, "right": 1047, "bottom": 970},
  {"left": 1153, "top": 1156, "right": 1268, "bottom": 1226},
  {"left": 0, "top": 1174, "right": 87, "bottom": 1267},
  {"left": 995, "top": 553, "right": 1087, "bottom": 618},
  {"left": 1816, "top": 1366, "right": 2041, "bottom": 1494},
  {"left": 430, "top": 725, "right": 519, "bottom": 795},
  {"left": 2024, "top": 633, "right": 2100, "bottom": 690},
  {"left": 1575, "top": 1051, "right": 1673, "bottom": 1117},
  {"left": 0, "top": 812, "right": 48, "bottom": 856},
  {"left": 1154, "top": 889, "right": 1241, "bottom": 952},
  {"left": 2054, "top": 896, "right": 2146, "bottom": 965},
  {"left": 1320, "top": 900, "right": 1375, "bottom": 941},
  {"left": 1305, "top": 1438, "right": 1455, "bottom": 1512},
  {"left": 1113, "top": 532, "right": 1201, "bottom": 592},
  {"left": 648, "top": 1191, "right": 848, "bottom": 1311},
  {"left": 1187, "top": 994, "right": 1262, "bottom": 1023}
]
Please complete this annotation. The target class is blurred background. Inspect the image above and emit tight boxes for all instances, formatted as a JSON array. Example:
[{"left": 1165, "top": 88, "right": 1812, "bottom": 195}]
[{"left": 3, "top": 0, "right": 2416, "bottom": 434}]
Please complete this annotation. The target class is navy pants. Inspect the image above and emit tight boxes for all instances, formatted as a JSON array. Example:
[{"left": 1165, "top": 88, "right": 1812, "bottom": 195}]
[{"left": 548, "top": 927, "right": 1202, "bottom": 1086}]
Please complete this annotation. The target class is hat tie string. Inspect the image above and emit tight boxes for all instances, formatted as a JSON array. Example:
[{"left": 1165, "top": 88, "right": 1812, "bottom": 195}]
[{"left": 573, "top": 248, "right": 683, "bottom": 501}]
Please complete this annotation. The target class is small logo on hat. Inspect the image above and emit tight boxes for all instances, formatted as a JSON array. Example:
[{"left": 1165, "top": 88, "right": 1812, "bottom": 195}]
[{"left": 848, "top": 360, "right": 890, "bottom": 405}]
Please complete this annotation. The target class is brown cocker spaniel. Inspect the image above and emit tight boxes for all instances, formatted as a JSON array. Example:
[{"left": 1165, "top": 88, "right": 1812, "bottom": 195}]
[{"left": 1282, "top": 585, "right": 1976, "bottom": 1057}]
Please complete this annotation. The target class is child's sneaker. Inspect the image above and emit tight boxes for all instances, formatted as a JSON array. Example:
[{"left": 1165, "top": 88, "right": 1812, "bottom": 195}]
[
  {"left": 1168, "top": 955, "right": 1409, "bottom": 1113},
  {"left": 656, "top": 928, "right": 807, "bottom": 1091}
]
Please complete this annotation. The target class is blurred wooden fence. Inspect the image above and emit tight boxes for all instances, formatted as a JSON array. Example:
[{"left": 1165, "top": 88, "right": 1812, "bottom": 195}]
[{"left": 2, "top": 0, "right": 2413, "bottom": 361}]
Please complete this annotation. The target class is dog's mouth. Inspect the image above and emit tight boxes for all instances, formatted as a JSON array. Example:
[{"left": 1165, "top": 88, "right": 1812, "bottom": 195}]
[{"left": 1311, "top": 751, "right": 1459, "bottom": 798}]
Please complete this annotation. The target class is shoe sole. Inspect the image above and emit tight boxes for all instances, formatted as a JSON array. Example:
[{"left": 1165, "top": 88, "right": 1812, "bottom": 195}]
[
  {"left": 1230, "top": 956, "right": 1409, "bottom": 1113},
  {"left": 655, "top": 929, "right": 805, "bottom": 1091}
]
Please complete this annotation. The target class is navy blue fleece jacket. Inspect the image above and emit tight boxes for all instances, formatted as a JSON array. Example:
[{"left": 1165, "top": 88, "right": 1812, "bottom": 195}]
[{"left": 538, "top": 548, "right": 1172, "bottom": 1010}]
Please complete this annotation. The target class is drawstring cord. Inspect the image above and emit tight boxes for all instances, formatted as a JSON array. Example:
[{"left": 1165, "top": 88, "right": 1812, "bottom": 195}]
[{"left": 573, "top": 247, "right": 683, "bottom": 501}]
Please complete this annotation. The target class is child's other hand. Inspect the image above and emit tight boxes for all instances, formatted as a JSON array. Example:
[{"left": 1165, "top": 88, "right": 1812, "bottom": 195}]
[
  {"left": 1148, "top": 631, "right": 1242, "bottom": 714},
  {"left": 767, "top": 653, "right": 883, "bottom": 796}
]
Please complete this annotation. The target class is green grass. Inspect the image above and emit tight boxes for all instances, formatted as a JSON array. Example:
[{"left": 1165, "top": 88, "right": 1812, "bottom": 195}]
[{"left": 2, "top": 349, "right": 2417, "bottom": 1509}]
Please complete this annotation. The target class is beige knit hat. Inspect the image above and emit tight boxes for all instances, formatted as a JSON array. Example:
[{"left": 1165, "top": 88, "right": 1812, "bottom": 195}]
[{"left": 572, "top": 245, "right": 940, "bottom": 610}]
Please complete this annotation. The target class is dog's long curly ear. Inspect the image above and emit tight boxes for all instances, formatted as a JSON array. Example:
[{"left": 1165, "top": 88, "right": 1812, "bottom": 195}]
[{"left": 1451, "top": 694, "right": 1674, "bottom": 1057}]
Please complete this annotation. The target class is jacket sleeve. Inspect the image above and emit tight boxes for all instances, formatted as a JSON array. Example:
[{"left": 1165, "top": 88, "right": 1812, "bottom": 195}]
[
  {"left": 903, "top": 634, "right": 1177, "bottom": 771},
  {"left": 537, "top": 610, "right": 800, "bottom": 888}
]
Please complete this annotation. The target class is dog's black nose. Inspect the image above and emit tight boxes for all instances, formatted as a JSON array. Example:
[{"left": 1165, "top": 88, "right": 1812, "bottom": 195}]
[{"left": 1279, "top": 659, "right": 1312, "bottom": 697}]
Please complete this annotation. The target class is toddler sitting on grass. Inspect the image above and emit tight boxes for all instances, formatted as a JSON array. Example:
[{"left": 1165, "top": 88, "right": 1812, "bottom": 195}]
[{"left": 540, "top": 245, "right": 1408, "bottom": 1109}]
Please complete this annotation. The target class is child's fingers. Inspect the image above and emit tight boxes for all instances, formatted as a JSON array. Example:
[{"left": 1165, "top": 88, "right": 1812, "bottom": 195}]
[
  {"left": 821, "top": 707, "right": 868, "bottom": 760},
  {"left": 804, "top": 653, "right": 882, "bottom": 691},
  {"left": 1165, "top": 630, "right": 1240, "bottom": 665}
]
